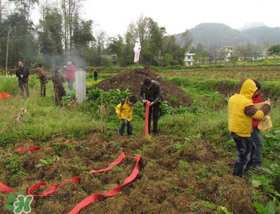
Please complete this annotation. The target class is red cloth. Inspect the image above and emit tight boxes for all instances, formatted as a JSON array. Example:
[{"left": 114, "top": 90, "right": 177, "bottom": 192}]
[
  {"left": 0, "top": 92, "right": 10, "bottom": 99},
  {"left": 252, "top": 94, "right": 262, "bottom": 128},
  {"left": 65, "top": 64, "right": 76, "bottom": 80}
]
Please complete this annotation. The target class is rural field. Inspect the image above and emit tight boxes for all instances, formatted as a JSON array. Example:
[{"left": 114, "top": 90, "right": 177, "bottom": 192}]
[{"left": 0, "top": 65, "right": 280, "bottom": 214}]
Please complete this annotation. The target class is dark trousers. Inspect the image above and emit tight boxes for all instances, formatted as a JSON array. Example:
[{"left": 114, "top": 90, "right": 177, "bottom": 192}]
[
  {"left": 119, "top": 119, "right": 132, "bottom": 136},
  {"left": 67, "top": 79, "right": 74, "bottom": 91},
  {"left": 54, "top": 85, "right": 66, "bottom": 107},
  {"left": 19, "top": 81, "right": 30, "bottom": 98},
  {"left": 251, "top": 127, "right": 262, "bottom": 167},
  {"left": 148, "top": 103, "right": 160, "bottom": 134},
  {"left": 232, "top": 133, "right": 255, "bottom": 176},
  {"left": 40, "top": 78, "right": 46, "bottom": 97}
]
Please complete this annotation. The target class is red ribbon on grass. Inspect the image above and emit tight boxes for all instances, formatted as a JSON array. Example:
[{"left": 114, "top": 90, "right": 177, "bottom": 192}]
[
  {"left": 145, "top": 102, "right": 150, "bottom": 137},
  {"left": 68, "top": 153, "right": 141, "bottom": 214},
  {"left": 14, "top": 140, "right": 80, "bottom": 153},
  {"left": 27, "top": 176, "right": 81, "bottom": 198},
  {"left": 90, "top": 152, "right": 126, "bottom": 174},
  {"left": 1, "top": 143, "right": 141, "bottom": 214},
  {"left": 14, "top": 146, "right": 44, "bottom": 153},
  {"left": 0, "top": 182, "right": 15, "bottom": 194}
]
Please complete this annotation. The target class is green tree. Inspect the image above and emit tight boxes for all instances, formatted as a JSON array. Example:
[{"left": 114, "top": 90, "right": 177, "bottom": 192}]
[
  {"left": 163, "top": 54, "right": 173, "bottom": 66},
  {"left": 0, "top": 12, "right": 38, "bottom": 67},
  {"left": 9, "top": 0, "right": 38, "bottom": 16},
  {"left": 268, "top": 44, "right": 280, "bottom": 56},
  {"left": 229, "top": 54, "right": 239, "bottom": 66},
  {"left": 72, "top": 16, "right": 95, "bottom": 52},
  {"left": 162, "top": 35, "right": 185, "bottom": 65},
  {"left": 37, "top": 8, "right": 63, "bottom": 64}
]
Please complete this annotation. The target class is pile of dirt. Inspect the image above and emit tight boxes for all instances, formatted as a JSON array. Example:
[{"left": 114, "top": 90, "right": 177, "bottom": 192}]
[{"left": 89, "top": 68, "right": 192, "bottom": 107}]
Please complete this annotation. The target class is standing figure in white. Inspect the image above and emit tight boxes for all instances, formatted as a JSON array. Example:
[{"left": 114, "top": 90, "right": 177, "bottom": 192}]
[{"left": 134, "top": 38, "right": 141, "bottom": 63}]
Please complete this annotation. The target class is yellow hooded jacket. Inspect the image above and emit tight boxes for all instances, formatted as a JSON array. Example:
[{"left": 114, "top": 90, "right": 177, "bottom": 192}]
[
  {"left": 116, "top": 100, "right": 134, "bottom": 122},
  {"left": 228, "top": 79, "right": 270, "bottom": 137}
]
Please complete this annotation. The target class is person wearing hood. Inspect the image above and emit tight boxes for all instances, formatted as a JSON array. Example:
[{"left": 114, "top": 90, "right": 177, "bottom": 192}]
[
  {"left": 51, "top": 68, "right": 66, "bottom": 107},
  {"left": 228, "top": 78, "right": 271, "bottom": 177}
]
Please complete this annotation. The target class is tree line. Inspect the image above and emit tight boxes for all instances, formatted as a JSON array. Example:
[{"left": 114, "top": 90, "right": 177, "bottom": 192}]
[{"left": 0, "top": 0, "right": 191, "bottom": 69}]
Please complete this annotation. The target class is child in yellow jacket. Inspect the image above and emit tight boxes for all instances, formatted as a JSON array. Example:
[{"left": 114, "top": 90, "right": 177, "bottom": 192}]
[
  {"left": 228, "top": 78, "right": 271, "bottom": 176},
  {"left": 116, "top": 95, "right": 138, "bottom": 136}
]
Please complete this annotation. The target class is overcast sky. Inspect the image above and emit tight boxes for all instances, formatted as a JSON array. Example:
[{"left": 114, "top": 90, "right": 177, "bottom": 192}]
[{"left": 31, "top": 0, "right": 279, "bottom": 37}]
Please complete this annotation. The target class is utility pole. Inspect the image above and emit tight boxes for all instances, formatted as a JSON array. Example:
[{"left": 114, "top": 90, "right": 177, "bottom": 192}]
[{"left": 5, "top": 25, "right": 12, "bottom": 77}]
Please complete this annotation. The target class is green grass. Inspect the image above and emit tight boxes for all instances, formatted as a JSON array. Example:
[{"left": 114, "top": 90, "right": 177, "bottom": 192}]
[{"left": 0, "top": 79, "right": 99, "bottom": 144}]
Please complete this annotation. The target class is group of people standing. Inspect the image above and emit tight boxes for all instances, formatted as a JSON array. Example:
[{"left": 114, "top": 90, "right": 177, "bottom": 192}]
[{"left": 15, "top": 60, "right": 76, "bottom": 106}]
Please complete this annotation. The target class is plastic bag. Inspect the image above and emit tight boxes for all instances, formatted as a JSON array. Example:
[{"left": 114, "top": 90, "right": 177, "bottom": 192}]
[{"left": 258, "top": 116, "right": 273, "bottom": 132}]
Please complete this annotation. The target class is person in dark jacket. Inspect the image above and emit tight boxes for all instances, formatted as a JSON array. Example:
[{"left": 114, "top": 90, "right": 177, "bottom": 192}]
[
  {"left": 16, "top": 61, "right": 30, "bottom": 98},
  {"left": 94, "top": 69, "right": 98, "bottom": 81},
  {"left": 140, "top": 78, "right": 162, "bottom": 136},
  {"left": 36, "top": 64, "right": 48, "bottom": 97},
  {"left": 52, "top": 68, "right": 66, "bottom": 106}
]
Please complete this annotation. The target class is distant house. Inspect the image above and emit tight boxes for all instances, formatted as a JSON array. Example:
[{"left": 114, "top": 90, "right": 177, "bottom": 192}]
[
  {"left": 217, "top": 46, "right": 234, "bottom": 62},
  {"left": 184, "top": 51, "right": 195, "bottom": 66}
]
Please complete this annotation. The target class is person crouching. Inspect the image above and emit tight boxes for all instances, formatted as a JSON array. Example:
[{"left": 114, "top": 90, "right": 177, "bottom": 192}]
[{"left": 116, "top": 96, "right": 138, "bottom": 136}]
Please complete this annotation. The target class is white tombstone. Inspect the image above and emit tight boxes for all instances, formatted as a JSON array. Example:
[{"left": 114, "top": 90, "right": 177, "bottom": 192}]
[{"left": 75, "top": 70, "right": 86, "bottom": 103}]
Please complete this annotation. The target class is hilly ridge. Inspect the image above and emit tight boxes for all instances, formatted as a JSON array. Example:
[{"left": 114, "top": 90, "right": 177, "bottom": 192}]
[{"left": 176, "top": 23, "right": 280, "bottom": 49}]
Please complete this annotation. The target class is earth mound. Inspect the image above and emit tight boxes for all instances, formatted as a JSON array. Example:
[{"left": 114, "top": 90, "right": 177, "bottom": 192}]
[{"left": 90, "top": 68, "right": 192, "bottom": 107}]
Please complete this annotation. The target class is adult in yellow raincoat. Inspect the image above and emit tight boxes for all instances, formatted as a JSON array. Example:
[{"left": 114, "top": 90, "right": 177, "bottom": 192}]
[{"left": 228, "top": 78, "right": 271, "bottom": 176}]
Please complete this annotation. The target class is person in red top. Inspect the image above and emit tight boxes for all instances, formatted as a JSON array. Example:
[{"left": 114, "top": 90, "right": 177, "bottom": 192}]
[
  {"left": 63, "top": 60, "right": 75, "bottom": 91},
  {"left": 251, "top": 80, "right": 263, "bottom": 170}
]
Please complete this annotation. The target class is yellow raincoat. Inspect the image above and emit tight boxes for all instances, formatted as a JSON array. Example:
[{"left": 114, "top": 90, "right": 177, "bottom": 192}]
[
  {"left": 115, "top": 101, "right": 134, "bottom": 121},
  {"left": 228, "top": 79, "right": 270, "bottom": 137}
]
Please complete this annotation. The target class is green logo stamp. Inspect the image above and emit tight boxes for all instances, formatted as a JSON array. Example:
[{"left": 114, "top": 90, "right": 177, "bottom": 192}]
[{"left": 5, "top": 192, "right": 34, "bottom": 214}]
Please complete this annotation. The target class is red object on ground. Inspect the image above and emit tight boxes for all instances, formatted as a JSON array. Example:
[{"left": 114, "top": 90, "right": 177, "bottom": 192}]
[
  {"left": 0, "top": 143, "right": 141, "bottom": 214},
  {"left": 0, "top": 92, "right": 10, "bottom": 99},
  {"left": 0, "top": 182, "right": 15, "bottom": 194},
  {"left": 14, "top": 146, "right": 44, "bottom": 153},
  {"left": 27, "top": 177, "right": 81, "bottom": 198},
  {"left": 14, "top": 139, "right": 80, "bottom": 153},
  {"left": 68, "top": 154, "right": 141, "bottom": 214},
  {"left": 145, "top": 103, "right": 150, "bottom": 136},
  {"left": 90, "top": 152, "right": 126, "bottom": 174}
]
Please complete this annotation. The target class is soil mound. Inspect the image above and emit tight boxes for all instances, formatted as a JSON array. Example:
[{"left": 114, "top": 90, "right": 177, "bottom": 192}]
[{"left": 89, "top": 68, "right": 192, "bottom": 107}]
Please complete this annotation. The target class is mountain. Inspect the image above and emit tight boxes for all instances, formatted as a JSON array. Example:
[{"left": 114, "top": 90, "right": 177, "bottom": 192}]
[
  {"left": 176, "top": 23, "right": 280, "bottom": 50},
  {"left": 239, "top": 22, "right": 266, "bottom": 31},
  {"left": 241, "top": 26, "right": 280, "bottom": 45}
]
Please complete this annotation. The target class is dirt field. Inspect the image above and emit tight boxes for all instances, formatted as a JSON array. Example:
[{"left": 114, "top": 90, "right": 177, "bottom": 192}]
[{"left": 0, "top": 134, "right": 258, "bottom": 214}]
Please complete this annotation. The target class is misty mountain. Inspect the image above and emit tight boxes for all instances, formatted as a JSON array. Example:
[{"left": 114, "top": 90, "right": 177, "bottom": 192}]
[
  {"left": 176, "top": 23, "right": 280, "bottom": 50},
  {"left": 239, "top": 22, "right": 266, "bottom": 31}
]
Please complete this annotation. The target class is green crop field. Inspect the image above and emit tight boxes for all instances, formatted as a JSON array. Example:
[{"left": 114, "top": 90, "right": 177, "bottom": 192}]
[{"left": 0, "top": 65, "right": 279, "bottom": 214}]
